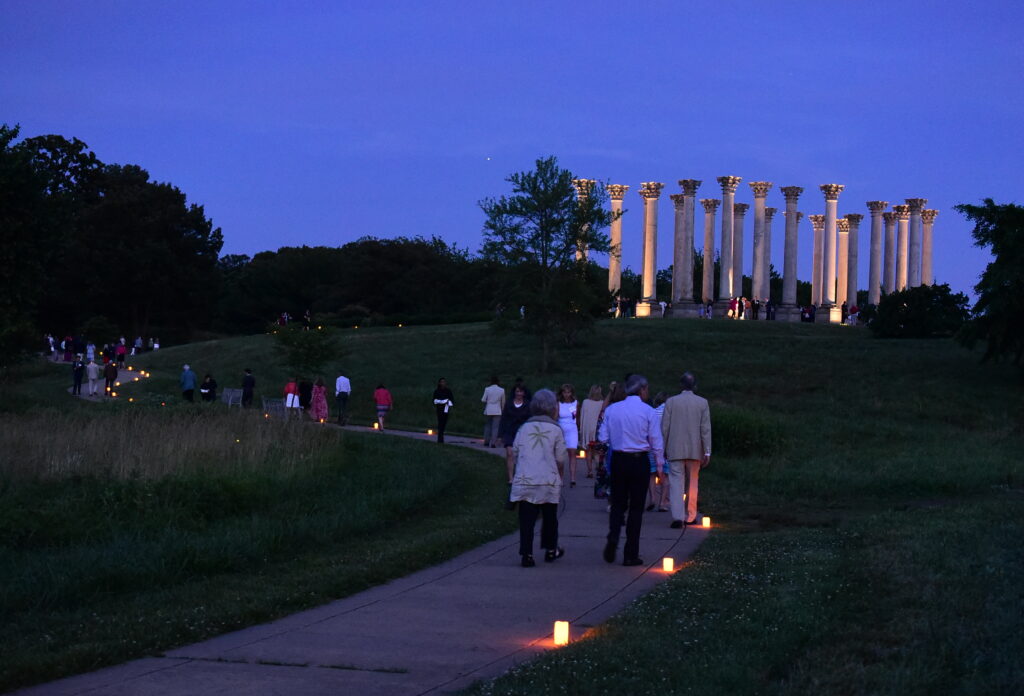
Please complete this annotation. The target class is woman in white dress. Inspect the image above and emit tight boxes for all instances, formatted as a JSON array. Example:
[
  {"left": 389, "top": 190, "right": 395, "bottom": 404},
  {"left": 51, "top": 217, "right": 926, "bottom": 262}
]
[{"left": 557, "top": 384, "right": 579, "bottom": 487}]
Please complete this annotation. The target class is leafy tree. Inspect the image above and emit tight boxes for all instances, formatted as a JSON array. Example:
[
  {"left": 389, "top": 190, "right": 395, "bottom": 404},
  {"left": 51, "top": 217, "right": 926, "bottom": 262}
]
[
  {"left": 869, "top": 284, "right": 970, "bottom": 339},
  {"left": 271, "top": 323, "right": 342, "bottom": 377},
  {"left": 480, "top": 157, "right": 615, "bottom": 371},
  {"left": 954, "top": 200, "right": 1024, "bottom": 363}
]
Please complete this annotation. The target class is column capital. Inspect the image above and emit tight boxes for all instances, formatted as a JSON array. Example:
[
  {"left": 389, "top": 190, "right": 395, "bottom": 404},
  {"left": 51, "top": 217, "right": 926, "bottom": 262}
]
[
  {"left": 639, "top": 182, "right": 664, "bottom": 199},
  {"left": 892, "top": 204, "right": 910, "bottom": 220},
  {"left": 607, "top": 184, "right": 630, "bottom": 201},
  {"left": 784, "top": 210, "right": 804, "bottom": 222},
  {"left": 905, "top": 198, "right": 928, "bottom": 213},
  {"left": 716, "top": 175, "right": 742, "bottom": 193},
  {"left": 866, "top": 200, "right": 889, "bottom": 213},
  {"left": 571, "top": 178, "right": 596, "bottom": 200},
  {"left": 837, "top": 218, "right": 850, "bottom": 233},
  {"left": 921, "top": 209, "right": 939, "bottom": 223},
  {"left": 820, "top": 183, "right": 845, "bottom": 200},
  {"left": 780, "top": 186, "right": 804, "bottom": 201},
  {"left": 845, "top": 213, "right": 864, "bottom": 226},
  {"left": 733, "top": 202, "right": 749, "bottom": 215},
  {"left": 678, "top": 179, "right": 702, "bottom": 196},
  {"left": 808, "top": 214, "right": 826, "bottom": 231},
  {"left": 700, "top": 198, "right": 721, "bottom": 213},
  {"left": 669, "top": 193, "right": 686, "bottom": 210},
  {"left": 765, "top": 207, "right": 777, "bottom": 220},
  {"left": 749, "top": 181, "right": 773, "bottom": 198},
  {"left": 882, "top": 211, "right": 895, "bottom": 224}
]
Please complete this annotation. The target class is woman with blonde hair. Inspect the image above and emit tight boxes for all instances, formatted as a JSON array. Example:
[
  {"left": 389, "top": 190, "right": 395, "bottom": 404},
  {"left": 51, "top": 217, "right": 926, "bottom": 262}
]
[
  {"left": 578, "top": 384, "right": 604, "bottom": 480},
  {"left": 557, "top": 383, "right": 579, "bottom": 487}
]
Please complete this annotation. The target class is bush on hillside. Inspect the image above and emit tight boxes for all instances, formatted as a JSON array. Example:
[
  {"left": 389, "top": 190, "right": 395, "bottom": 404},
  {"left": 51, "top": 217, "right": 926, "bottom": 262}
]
[{"left": 869, "top": 284, "right": 969, "bottom": 339}]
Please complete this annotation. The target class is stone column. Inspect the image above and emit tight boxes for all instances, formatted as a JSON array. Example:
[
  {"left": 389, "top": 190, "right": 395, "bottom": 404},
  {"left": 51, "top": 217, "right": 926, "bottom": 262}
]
[
  {"left": 906, "top": 198, "right": 927, "bottom": 287},
  {"left": 571, "top": 178, "right": 596, "bottom": 262},
  {"left": 846, "top": 214, "right": 863, "bottom": 311},
  {"left": 749, "top": 182, "right": 772, "bottom": 302},
  {"left": 893, "top": 204, "right": 910, "bottom": 290},
  {"left": 716, "top": 176, "right": 742, "bottom": 300},
  {"left": 732, "top": 202, "right": 749, "bottom": 299},
  {"left": 780, "top": 186, "right": 804, "bottom": 311},
  {"left": 819, "top": 184, "right": 845, "bottom": 323},
  {"left": 636, "top": 182, "right": 664, "bottom": 317},
  {"left": 668, "top": 179, "right": 702, "bottom": 317},
  {"left": 700, "top": 199, "right": 720, "bottom": 305},
  {"left": 606, "top": 185, "right": 629, "bottom": 296},
  {"left": 866, "top": 201, "right": 888, "bottom": 305},
  {"left": 763, "top": 207, "right": 776, "bottom": 301},
  {"left": 921, "top": 209, "right": 938, "bottom": 286},
  {"left": 808, "top": 214, "right": 826, "bottom": 306},
  {"left": 882, "top": 211, "right": 896, "bottom": 294},
  {"left": 670, "top": 194, "right": 686, "bottom": 303},
  {"left": 836, "top": 218, "right": 849, "bottom": 311}
]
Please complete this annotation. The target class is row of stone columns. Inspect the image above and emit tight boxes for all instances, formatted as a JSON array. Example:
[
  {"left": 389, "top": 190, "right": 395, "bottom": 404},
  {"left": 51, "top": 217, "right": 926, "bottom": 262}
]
[{"left": 600, "top": 178, "right": 938, "bottom": 321}]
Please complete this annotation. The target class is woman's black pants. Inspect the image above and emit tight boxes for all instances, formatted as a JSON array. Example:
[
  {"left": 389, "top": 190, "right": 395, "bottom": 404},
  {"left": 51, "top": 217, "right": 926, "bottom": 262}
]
[{"left": 518, "top": 501, "right": 558, "bottom": 556}]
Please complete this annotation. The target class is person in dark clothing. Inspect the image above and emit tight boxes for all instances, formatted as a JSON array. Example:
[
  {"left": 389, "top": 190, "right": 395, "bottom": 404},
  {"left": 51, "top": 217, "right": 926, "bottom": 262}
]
[
  {"left": 71, "top": 356, "right": 85, "bottom": 395},
  {"left": 500, "top": 386, "right": 532, "bottom": 483},
  {"left": 199, "top": 374, "right": 218, "bottom": 402},
  {"left": 432, "top": 378, "right": 455, "bottom": 443},
  {"left": 298, "top": 379, "right": 313, "bottom": 410},
  {"left": 103, "top": 361, "right": 118, "bottom": 396},
  {"left": 241, "top": 369, "right": 255, "bottom": 408}
]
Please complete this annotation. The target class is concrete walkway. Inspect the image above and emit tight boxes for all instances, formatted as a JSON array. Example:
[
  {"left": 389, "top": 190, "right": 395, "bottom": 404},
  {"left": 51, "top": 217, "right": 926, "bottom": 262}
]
[{"left": 19, "top": 428, "right": 708, "bottom": 695}]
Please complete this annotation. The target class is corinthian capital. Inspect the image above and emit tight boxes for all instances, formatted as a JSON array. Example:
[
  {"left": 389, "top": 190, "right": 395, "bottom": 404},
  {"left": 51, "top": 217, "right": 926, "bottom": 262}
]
[
  {"left": 780, "top": 186, "right": 804, "bottom": 202},
  {"left": 921, "top": 209, "right": 939, "bottom": 223},
  {"left": 572, "top": 178, "right": 596, "bottom": 200},
  {"left": 892, "top": 204, "right": 910, "bottom": 220},
  {"left": 733, "top": 202, "right": 749, "bottom": 215},
  {"left": 700, "top": 198, "right": 721, "bottom": 213},
  {"left": 765, "top": 207, "right": 777, "bottom": 220},
  {"left": 905, "top": 198, "right": 928, "bottom": 213},
  {"left": 866, "top": 200, "right": 889, "bottom": 213},
  {"left": 607, "top": 184, "right": 630, "bottom": 201},
  {"left": 845, "top": 213, "right": 864, "bottom": 227},
  {"left": 808, "top": 214, "right": 826, "bottom": 231},
  {"left": 670, "top": 193, "right": 686, "bottom": 210},
  {"left": 820, "top": 183, "right": 845, "bottom": 201},
  {"left": 639, "top": 182, "right": 664, "bottom": 199},
  {"left": 678, "top": 179, "right": 702, "bottom": 196},
  {"left": 716, "top": 175, "right": 742, "bottom": 194},
  {"left": 749, "top": 181, "right": 773, "bottom": 198},
  {"left": 837, "top": 218, "right": 850, "bottom": 233},
  {"left": 882, "top": 212, "right": 895, "bottom": 224}
]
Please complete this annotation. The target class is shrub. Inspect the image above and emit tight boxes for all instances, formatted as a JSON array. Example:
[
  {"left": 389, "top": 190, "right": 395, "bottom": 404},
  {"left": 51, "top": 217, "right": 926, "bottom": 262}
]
[{"left": 869, "top": 283, "right": 969, "bottom": 338}]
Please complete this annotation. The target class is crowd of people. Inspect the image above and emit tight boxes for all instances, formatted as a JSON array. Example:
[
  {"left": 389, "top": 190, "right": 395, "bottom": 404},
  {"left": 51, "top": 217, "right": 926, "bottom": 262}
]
[{"left": 49, "top": 334, "right": 160, "bottom": 398}]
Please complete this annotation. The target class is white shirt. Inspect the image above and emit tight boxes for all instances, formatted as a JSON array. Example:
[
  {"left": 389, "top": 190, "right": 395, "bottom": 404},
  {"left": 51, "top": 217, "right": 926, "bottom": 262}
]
[
  {"left": 598, "top": 395, "right": 665, "bottom": 467},
  {"left": 335, "top": 375, "right": 351, "bottom": 395}
]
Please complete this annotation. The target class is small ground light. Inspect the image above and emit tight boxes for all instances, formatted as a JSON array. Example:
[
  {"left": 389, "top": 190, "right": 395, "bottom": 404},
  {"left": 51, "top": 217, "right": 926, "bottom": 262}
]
[
  {"left": 553, "top": 621, "right": 570, "bottom": 646},
  {"left": 161, "top": 402, "right": 166, "bottom": 406},
  {"left": 127, "top": 366, "right": 133, "bottom": 371},
  {"left": 264, "top": 413, "right": 269, "bottom": 419},
  {"left": 319, "top": 418, "right": 325, "bottom": 424},
  {"left": 662, "top": 557, "right": 675, "bottom": 572},
  {"left": 235, "top": 439, "right": 240, "bottom": 443},
  {"left": 115, "top": 381, "right": 121, "bottom": 386},
  {"left": 577, "top": 449, "right": 585, "bottom": 458},
  {"left": 133, "top": 377, "right": 139, "bottom": 381},
  {"left": 372, "top": 422, "right": 379, "bottom": 430},
  {"left": 427, "top": 428, "right": 434, "bottom": 435},
  {"left": 128, "top": 397, "right": 134, "bottom": 403},
  {"left": 111, "top": 392, "right": 118, "bottom": 397},
  {"left": 702, "top": 516, "right": 711, "bottom": 528}
]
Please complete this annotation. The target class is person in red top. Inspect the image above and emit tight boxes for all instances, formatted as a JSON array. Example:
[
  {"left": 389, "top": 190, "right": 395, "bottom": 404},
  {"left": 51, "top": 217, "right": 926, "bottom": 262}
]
[
  {"left": 374, "top": 384, "right": 393, "bottom": 431},
  {"left": 284, "top": 377, "right": 301, "bottom": 415}
]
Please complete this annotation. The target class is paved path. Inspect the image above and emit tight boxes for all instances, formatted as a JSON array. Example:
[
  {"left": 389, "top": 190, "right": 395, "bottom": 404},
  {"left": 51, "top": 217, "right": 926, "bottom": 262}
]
[{"left": 19, "top": 427, "right": 708, "bottom": 695}]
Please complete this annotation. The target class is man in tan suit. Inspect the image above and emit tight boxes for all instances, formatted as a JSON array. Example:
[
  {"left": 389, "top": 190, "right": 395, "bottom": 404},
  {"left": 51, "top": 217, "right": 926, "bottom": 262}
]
[{"left": 660, "top": 372, "right": 711, "bottom": 528}]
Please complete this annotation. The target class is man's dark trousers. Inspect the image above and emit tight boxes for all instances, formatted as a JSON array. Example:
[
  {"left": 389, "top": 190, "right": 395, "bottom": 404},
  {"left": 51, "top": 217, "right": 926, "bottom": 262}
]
[
  {"left": 608, "top": 451, "right": 650, "bottom": 561},
  {"left": 335, "top": 392, "right": 349, "bottom": 424}
]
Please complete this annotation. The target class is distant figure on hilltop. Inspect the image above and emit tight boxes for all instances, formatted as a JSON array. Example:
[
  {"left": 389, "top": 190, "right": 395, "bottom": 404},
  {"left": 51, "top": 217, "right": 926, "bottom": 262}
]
[
  {"left": 334, "top": 371, "right": 351, "bottom": 425},
  {"left": 200, "top": 374, "right": 218, "bottom": 403},
  {"left": 180, "top": 364, "right": 197, "bottom": 402},
  {"left": 241, "top": 368, "right": 255, "bottom": 408},
  {"left": 432, "top": 378, "right": 455, "bottom": 443}
]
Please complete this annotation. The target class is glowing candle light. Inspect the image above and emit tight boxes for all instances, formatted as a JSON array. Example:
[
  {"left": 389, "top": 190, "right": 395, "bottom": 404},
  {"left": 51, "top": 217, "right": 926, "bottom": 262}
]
[
  {"left": 235, "top": 439, "right": 240, "bottom": 443},
  {"left": 662, "top": 557, "right": 675, "bottom": 572},
  {"left": 128, "top": 366, "right": 133, "bottom": 371},
  {"left": 133, "top": 377, "right": 139, "bottom": 382},
  {"left": 128, "top": 397, "right": 134, "bottom": 403},
  {"left": 577, "top": 449, "right": 585, "bottom": 458},
  {"left": 264, "top": 413, "right": 269, "bottom": 419},
  {"left": 702, "top": 516, "right": 711, "bottom": 528},
  {"left": 115, "top": 381, "right": 121, "bottom": 387},
  {"left": 427, "top": 429, "right": 434, "bottom": 435},
  {"left": 161, "top": 401, "right": 166, "bottom": 406},
  {"left": 111, "top": 392, "right": 117, "bottom": 397},
  {"left": 372, "top": 422, "right": 379, "bottom": 430},
  {"left": 553, "top": 621, "right": 570, "bottom": 646},
  {"left": 319, "top": 418, "right": 325, "bottom": 424}
]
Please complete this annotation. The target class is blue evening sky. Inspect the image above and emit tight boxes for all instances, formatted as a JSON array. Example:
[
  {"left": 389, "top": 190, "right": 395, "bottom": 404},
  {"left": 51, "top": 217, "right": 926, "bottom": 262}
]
[{"left": 3, "top": 1, "right": 1021, "bottom": 297}]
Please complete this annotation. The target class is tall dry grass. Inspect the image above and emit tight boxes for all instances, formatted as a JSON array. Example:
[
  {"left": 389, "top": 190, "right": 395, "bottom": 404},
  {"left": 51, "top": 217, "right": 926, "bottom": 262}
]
[{"left": 0, "top": 408, "right": 337, "bottom": 481}]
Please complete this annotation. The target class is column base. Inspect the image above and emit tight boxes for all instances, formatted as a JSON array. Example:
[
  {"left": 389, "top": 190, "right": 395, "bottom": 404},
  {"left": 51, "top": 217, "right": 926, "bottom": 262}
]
[
  {"left": 635, "top": 300, "right": 661, "bottom": 318},
  {"left": 665, "top": 301, "right": 702, "bottom": 319},
  {"left": 816, "top": 305, "right": 843, "bottom": 325},
  {"left": 776, "top": 304, "right": 803, "bottom": 322}
]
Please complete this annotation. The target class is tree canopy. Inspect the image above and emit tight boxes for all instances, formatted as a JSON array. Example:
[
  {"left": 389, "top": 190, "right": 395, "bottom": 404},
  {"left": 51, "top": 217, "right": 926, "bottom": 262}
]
[{"left": 869, "top": 284, "right": 970, "bottom": 339}]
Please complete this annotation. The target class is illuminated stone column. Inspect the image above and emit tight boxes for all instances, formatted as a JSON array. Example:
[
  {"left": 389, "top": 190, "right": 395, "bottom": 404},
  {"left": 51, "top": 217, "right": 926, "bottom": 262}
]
[
  {"left": 906, "top": 198, "right": 927, "bottom": 287},
  {"left": 846, "top": 214, "right": 863, "bottom": 310},
  {"left": 749, "top": 181, "right": 772, "bottom": 301},
  {"left": 636, "top": 182, "right": 664, "bottom": 317},
  {"left": 866, "top": 201, "right": 889, "bottom": 305},
  {"left": 668, "top": 179, "right": 702, "bottom": 317},
  {"left": 670, "top": 194, "right": 686, "bottom": 303},
  {"left": 732, "top": 203, "right": 749, "bottom": 299},
  {"left": 808, "top": 214, "right": 826, "bottom": 306},
  {"left": 572, "top": 178, "right": 596, "bottom": 262},
  {"left": 606, "top": 185, "right": 629, "bottom": 295},
  {"left": 763, "top": 207, "right": 776, "bottom": 300},
  {"left": 921, "top": 209, "right": 938, "bottom": 286},
  {"left": 882, "top": 211, "right": 896, "bottom": 294},
  {"left": 780, "top": 187, "right": 804, "bottom": 310},
  {"left": 836, "top": 217, "right": 850, "bottom": 310},
  {"left": 893, "top": 204, "right": 910, "bottom": 290},
  {"left": 700, "top": 198, "right": 720, "bottom": 304},
  {"left": 717, "top": 176, "right": 742, "bottom": 300},
  {"left": 820, "top": 184, "right": 845, "bottom": 321}
]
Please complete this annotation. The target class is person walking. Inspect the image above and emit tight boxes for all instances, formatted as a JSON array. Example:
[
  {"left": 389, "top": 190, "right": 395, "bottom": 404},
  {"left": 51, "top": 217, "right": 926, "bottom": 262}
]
[
  {"left": 71, "top": 355, "right": 85, "bottom": 395},
  {"left": 115, "top": 341, "right": 127, "bottom": 368},
  {"left": 579, "top": 385, "right": 604, "bottom": 480},
  {"left": 180, "top": 364, "right": 197, "bottom": 402},
  {"left": 103, "top": 361, "right": 118, "bottom": 397},
  {"left": 480, "top": 376, "right": 505, "bottom": 448},
  {"left": 199, "top": 374, "right": 218, "bottom": 402},
  {"left": 557, "top": 384, "right": 580, "bottom": 487},
  {"left": 284, "top": 377, "right": 302, "bottom": 415},
  {"left": 85, "top": 341, "right": 96, "bottom": 362},
  {"left": 85, "top": 358, "right": 101, "bottom": 396},
  {"left": 310, "top": 377, "right": 329, "bottom": 422},
  {"left": 432, "top": 378, "right": 454, "bottom": 443},
  {"left": 509, "top": 389, "right": 567, "bottom": 568},
  {"left": 661, "top": 372, "right": 712, "bottom": 528},
  {"left": 241, "top": 368, "right": 255, "bottom": 408},
  {"left": 646, "top": 392, "right": 670, "bottom": 512},
  {"left": 500, "top": 385, "right": 531, "bottom": 485},
  {"left": 373, "top": 383, "right": 393, "bottom": 430},
  {"left": 598, "top": 374, "right": 664, "bottom": 566},
  {"left": 335, "top": 372, "right": 351, "bottom": 425}
]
